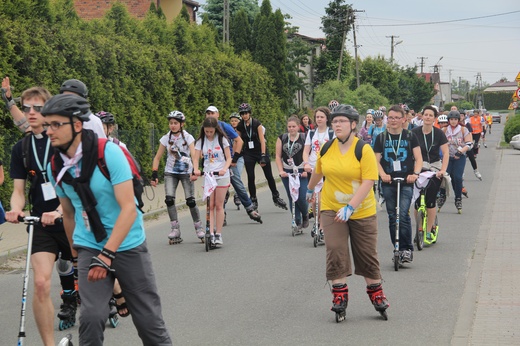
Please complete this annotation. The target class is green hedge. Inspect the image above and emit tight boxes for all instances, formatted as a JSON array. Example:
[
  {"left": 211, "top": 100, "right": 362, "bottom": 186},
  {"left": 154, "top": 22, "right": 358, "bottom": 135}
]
[
  {"left": 0, "top": 1, "right": 286, "bottom": 208},
  {"left": 484, "top": 92, "right": 514, "bottom": 111},
  {"left": 504, "top": 113, "right": 520, "bottom": 143}
]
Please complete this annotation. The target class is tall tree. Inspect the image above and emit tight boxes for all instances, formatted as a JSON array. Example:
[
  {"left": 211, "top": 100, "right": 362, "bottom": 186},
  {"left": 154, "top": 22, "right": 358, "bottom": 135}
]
[
  {"left": 202, "top": 0, "right": 259, "bottom": 39},
  {"left": 230, "top": 8, "right": 251, "bottom": 54},
  {"left": 314, "top": 0, "right": 352, "bottom": 84},
  {"left": 252, "top": 1, "right": 290, "bottom": 110}
]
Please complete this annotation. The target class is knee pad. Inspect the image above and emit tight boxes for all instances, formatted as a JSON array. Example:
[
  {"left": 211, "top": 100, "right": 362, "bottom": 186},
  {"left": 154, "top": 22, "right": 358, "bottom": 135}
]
[
  {"left": 165, "top": 196, "right": 175, "bottom": 207},
  {"left": 186, "top": 197, "right": 196, "bottom": 208},
  {"left": 56, "top": 258, "right": 74, "bottom": 276}
]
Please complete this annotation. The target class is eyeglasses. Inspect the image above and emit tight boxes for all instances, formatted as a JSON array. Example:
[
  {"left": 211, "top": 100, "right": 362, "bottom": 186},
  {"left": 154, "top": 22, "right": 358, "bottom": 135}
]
[
  {"left": 43, "top": 121, "right": 73, "bottom": 130},
  {"left": 331, "top": 119, "right": 350, "bottom": 125},
  {"left": 22, "top": 104, "right": 44, "bottom": 113},
  {"left": 387, "top": 117, "right": 403, "bottom": 121}
]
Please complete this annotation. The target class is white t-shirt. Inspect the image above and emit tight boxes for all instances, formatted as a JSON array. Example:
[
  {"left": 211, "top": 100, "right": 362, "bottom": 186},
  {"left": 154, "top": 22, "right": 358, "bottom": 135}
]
[
  {"left": 195, "top": 135, "right": 230, "bottom": 179},
  {"left": 84, "top": 112, "right": 107, "bottom": 138},
  {"left": 159, "top": 130, "right": 195, "bottom": 174},
  {"left": 305, "top": 127, "right": 334, "bottom": 168}
]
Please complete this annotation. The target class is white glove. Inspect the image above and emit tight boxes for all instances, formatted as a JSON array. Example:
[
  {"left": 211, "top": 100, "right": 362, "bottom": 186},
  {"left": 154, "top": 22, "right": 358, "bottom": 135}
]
[{"left": 336, "top": 204, "right": 355, "bottom": 222}]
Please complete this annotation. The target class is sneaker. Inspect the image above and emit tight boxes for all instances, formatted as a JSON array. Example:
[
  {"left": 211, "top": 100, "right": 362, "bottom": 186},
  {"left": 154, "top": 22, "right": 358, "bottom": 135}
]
[
  {"left": 214, "top": 233, "right": 223, "bottom": 245},
  {"left": 474, "top": 170, "right": 482, "bottom": 181},
  {"left": 462, "top": 187, "right": 468, "bottom": 198},
  {"left": 484, "top": 143, "right": 487, "bottom": 148},
  {"left": 378, "top": 196, "right": 385, "bottom": 206},
  {"left": 401, "top": 249, "right": 413, "bottom": 263},
  {"left": 210, "top": 234, "right": 215, "bottom": 245},
  {"left": 426, "top": 232, "right": 433, "bottom": 241}
]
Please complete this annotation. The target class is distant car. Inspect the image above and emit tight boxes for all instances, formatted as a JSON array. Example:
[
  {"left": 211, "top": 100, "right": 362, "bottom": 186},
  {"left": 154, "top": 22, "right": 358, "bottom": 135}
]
[
  {"left": 490, "top": 112, "right": 501, "bottom": 123},
  {"left": 511, "top": 134, "right": 520, "bottom": 150}
]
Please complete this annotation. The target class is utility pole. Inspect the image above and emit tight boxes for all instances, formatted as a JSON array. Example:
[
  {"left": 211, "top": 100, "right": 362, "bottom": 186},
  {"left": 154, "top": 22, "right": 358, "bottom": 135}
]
[
  {"left": 474, "top": 73, "right": 484, "bottom": 109},
  {"left": 223, "top": 0, "right": 230, "bottom": 44},
  {"left": 337, "top": 8, "right": 364, "bottom": 81},
  {"left": 386, "top": 35, "right": 402, "bottom": 63},
  {"left": 351, "top": 10, "right": 365, "bottom": 88},
  {"left": 337, "top": 9, "right": 350, "bottom": 81},
  {"left": 417, "top": 56, "right": 428, "bottom": 74}
]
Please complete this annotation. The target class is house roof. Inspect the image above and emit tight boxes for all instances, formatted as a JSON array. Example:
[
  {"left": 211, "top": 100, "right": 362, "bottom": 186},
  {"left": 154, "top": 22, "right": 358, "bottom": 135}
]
[{"left": 484, "top": 81, "right": 517, "bottom": 93}]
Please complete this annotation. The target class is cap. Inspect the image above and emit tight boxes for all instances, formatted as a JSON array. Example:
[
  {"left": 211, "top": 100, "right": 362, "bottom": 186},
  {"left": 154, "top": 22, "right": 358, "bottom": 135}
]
[{"left": 206, "top": 106, "right": 219, "bottom": 113}]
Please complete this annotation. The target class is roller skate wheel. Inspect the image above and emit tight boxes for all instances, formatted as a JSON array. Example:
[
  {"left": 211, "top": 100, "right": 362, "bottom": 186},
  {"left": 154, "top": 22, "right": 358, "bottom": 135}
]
[
  {"left": 110, "top": 315, "right": 119, "bottom": 328},
  {"left": 168, "top": 238, "right": 183, "bottom": 245},
  {"left": 335, "top": 311, "right": 346, "bottom": 323},
  {"left": 59, "top": 319, "right": 75, "bottom": 331}
]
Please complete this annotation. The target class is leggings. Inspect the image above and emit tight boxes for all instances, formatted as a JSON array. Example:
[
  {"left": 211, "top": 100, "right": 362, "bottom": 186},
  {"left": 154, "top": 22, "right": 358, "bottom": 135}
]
[{"left": 243, "top": 157, "right": 279, "bottom": 199}]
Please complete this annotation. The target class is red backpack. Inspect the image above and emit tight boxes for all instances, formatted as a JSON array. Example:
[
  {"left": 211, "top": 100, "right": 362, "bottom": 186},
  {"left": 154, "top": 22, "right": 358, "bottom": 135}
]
[{"left": 52, "top": 138, "right": 145, "bottom": 212}]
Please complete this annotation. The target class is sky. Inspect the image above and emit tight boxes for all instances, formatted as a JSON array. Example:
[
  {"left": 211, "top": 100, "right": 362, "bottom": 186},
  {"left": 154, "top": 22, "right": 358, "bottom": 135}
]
[{"left": 197, "top": 0, "right": 520, "bottom": 87}]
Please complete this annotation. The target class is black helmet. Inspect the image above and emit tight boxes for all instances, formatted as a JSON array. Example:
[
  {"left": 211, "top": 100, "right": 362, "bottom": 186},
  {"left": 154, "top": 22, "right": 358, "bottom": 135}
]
[
  {"left": 167, "top": 110, "right": 186, "bottom": 122},
  {"left": 238, "top": 103, "right": 252, "bottom": 113},
  {"left": 41, "top": 94, "right": 91, "bottom": 121},
  {"left": 95, "top": 111, "right": 115, "bottom": 124},
  {"left": 331, "top": 104, "right": 359, "bottom": 122},
  {"left": 59, "top": 79, "right": 88, "bottom": 98},
  {"left": 448, "top": 110, "right": 460, "bottom": 120}
]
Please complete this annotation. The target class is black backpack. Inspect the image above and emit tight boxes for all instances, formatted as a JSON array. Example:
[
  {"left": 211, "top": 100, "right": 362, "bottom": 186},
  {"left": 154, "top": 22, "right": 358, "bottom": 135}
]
[{"left": 320, "top": 138, "right": 367, "bottom": 162}]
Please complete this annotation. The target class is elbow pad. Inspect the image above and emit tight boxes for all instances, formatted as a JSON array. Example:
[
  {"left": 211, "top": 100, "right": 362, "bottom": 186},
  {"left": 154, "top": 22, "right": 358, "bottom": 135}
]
[{"left": 465, "top": 141, "right": 473, "bottom": 150}]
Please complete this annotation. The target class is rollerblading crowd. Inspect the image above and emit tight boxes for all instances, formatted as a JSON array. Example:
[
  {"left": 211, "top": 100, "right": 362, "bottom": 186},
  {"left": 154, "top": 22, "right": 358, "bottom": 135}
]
[{"left": 0, "top": 72, "right": 492, "bottom": 342}]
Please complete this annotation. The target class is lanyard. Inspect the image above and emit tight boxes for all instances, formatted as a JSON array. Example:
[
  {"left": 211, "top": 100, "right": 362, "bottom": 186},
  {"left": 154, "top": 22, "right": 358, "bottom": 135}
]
[
  {"left": 31, "top": 135, "right": 51, "bottom": 182},
  {"left": 423, "top": 129, "right": 434, "bottom": 162},
  {"left": 390, "top": 131, "right": 402, "bottom": 157},
  {"left": 287, "top": 134, "right": 298, "bottom": 157},
  {"left": 244, "top": 120, "right": 253, "bottom": 140}
]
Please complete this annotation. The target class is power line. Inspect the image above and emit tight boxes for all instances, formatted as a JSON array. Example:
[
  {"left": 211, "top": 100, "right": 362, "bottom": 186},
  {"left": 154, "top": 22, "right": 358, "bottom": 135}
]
[{"left": 357, "top": 10, "right": 520, "bottom": 27}]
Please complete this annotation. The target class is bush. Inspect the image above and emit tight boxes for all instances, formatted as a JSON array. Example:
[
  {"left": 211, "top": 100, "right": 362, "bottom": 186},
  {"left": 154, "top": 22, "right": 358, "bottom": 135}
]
[{"left": 503, "top": 114, "right": 520, "bottom": 143}]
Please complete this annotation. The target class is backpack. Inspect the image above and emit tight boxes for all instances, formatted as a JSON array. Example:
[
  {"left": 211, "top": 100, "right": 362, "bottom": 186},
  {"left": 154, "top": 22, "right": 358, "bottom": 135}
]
[
  {"left": 320, "top": 138, "right": 367, "bottom": 162},
  {"left": 21, "top": 134, "right": 48, "bottom": 201},
  {"left": 308, "top": 128, "right": 334, "bottom": 142},
  {"left": 51, "top": 138, "right": 145, "bottom": 212},
  {"left": 97, "top": 138, "right": 145, "bottom": 212}
]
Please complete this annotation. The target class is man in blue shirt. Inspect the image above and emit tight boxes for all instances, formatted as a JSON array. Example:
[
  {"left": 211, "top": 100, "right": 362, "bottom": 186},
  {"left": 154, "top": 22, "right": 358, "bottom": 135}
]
[{"left": 43, "top": 94, "right": 171, "bottom": 346}]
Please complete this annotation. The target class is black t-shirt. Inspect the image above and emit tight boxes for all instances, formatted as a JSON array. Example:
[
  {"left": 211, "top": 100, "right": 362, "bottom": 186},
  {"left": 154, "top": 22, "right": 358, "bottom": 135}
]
[
  {"left": 236, "top": 118, "right": 263, "bottom": 156},
  {"left": 10, "top": 132, "right": 61, "bottom": 228},
  {"left": 373, "top": 130, "right": 419, "bottom": 183},
  {"left": 412, "top": 126, "right": 448, "bottom": 163},
  {"left": 278, "top": 133, "right": 306, "bottom": 168}
]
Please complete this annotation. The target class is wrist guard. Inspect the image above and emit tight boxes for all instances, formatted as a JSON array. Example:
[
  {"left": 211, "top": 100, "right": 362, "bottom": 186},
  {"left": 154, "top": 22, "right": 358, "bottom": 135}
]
[
  {"left": 89, "top": 256, "right": 115, "bottom": 273},
  {"left": 100, "top": 247, "right": 116, "bottom": 260},
  {"left": 151, "top": 170, "right": 158, "bottom": 181}
]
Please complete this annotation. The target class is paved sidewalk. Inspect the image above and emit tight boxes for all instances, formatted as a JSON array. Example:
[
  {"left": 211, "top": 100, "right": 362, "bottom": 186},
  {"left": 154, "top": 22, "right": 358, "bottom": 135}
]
[
  {"left": 452, "top": 148, "right": 520, "bottom": 345},
  {"left": 0, "top": 163, "right": 281, "bottom": 264}
]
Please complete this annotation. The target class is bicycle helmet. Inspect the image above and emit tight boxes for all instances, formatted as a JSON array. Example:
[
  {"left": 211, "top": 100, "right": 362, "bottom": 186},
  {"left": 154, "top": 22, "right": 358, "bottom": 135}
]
[
  {"left": 366, "top": 109, "right": 375, "bottom": 115},
  {"left": 373, "top": 110, "right": 384, "bottom": 120},
  {"left": 95, "top": 111, "right": 115, "bottom": 124},
  {"left": 438, "top": 114, "right": 448, "bottom": 123},
  {"left": 330, "top": 104, "right": 359, "bottom": 122},
  {"left": 447, "top": 110, "right": 460, "bottom": 120},
  {"left": 59, "top": 79, "right": 88, "bottom": 98},
  {"left": 238, "top": 103, "right": 252, "bottom": 113},
  {"left": 402, "top": 104, "right": 410, "bottom": 112},
  {"left": 328, "top": 100, "right": 339, "bottom": 111},
  {"left": 167, "top": 110, "right": 186, "bottom": 122},
  {"left": 229, "top": 112, "right": 241, "bottom": 120},
  {"left": 379, "top": 106, "right": 386, "bottom": 112},
  {"left": 41, "top": 94, "right": 91, "bottom": 121}
]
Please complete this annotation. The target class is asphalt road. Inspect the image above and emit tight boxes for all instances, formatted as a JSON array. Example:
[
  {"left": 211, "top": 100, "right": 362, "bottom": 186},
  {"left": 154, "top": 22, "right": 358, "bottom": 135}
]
[{"left": 0, "top": 124, "right": 502, "bottom": 345}]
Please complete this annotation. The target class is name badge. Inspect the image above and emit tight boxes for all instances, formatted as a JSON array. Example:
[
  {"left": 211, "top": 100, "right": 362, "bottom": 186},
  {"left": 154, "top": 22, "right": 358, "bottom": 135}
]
[
  {"left": 393, "top": 161, "right": 401, "bottom": 172},
  {"left": 41, "top": 182, "right": 57, "bottom": 201},
  {"left": 248, "top": 141, "right": 255, "bottom": 149}
]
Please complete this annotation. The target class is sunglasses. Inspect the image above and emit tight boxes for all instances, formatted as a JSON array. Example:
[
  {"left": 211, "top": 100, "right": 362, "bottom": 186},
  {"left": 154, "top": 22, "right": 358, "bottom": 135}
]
[{"left": 22, "top": 104, "right": 44, "bottom": 113}]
